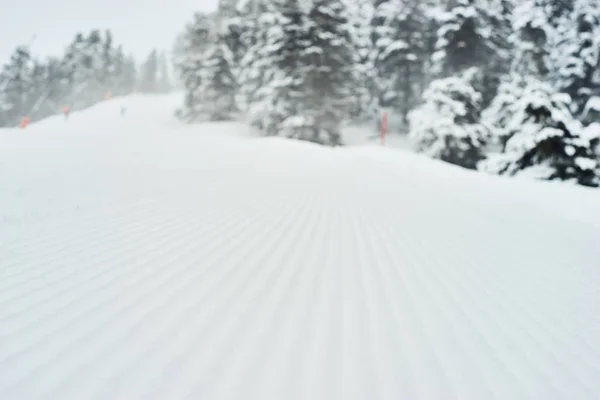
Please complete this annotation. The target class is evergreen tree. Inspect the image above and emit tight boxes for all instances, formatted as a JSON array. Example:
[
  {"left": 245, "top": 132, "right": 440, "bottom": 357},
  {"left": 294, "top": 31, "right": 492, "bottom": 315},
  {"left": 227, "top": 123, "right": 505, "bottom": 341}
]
[
  {"left": 0, "top": 46, "right": 35, "bottom": 126},
  {"left": 194, "top": 32, "right": 239, "bottom": 120},
  {"left": 174, "top": 12, "right": 214, "bottom": 121},
  {"left": 302, "top": 0, "right": 360, "bottom": 143},
  {"left": 372, "top": 0, "right": 429, "bottom": 126},
  {"left": 139, "top": 50, "right": 159, "bottom": 93},
  {"left": 238, "top": 0, "right": 273, "bottom": 117},
  {"left": 242, "top": 0, "right": 362, "bottom": 145},
  {"left": 218, "top": 0, "right": 238, "bottom": 17},
  {"left": 83, "top": 30, "right": 106, "bottom": 101},
  {"left": 112, "top": 49, "right": 137, "bottom": 95},
  {"left": 512, "top": 0, "right": 553, "bottom": 77},
  {"left": 546, "top": 0, "right": 574, "bottom": 27},
  {"left": 175, "top": 0, "right": 240, "bottom": 122},
  {"left": 581, "top": 96, "right": 600, "bottom": 126},
  {"left": 0, "top": 30, "right": 134, "bottom": 126},
  {"left": 550, "top": 0, "right": 600, "bottom": 116},
  {"left": 432, "top": 0, "right": 490, "bottom": 77},
  {"left": 28, "top": 61, "right": 54, "bottom": 119},
  {"left": 408, "top": 67, "right": 488, "bottom": 169},
  {"left": 482, "top": 74, "right": 526, "bottom": 148},
  {"left": 432, "top": 0, "right": 510, "bottom": 107},
  {"left": 63, "top": 30, "right": 107, "bottom": 108},
  {"left": 238, "top": 0, "right": 270, "bottom": 58},
  {"left": 421, "top": 0, "right": 444, "bottom": 86},
  {"left": 101, "top": 30, "right": 115, "bottom": 89},
  {"left": 41, "top": 57, "right": 72, "bottom": 115},
  {"left": 157, "top": 51, "right": 172, "bottom": 93},
  {"left": 481, "top": 78, "right": 600, "bottom": 186},
  {"left": 241, "top": 0, "right": 305, "bottom": 135},
  {"left": 97, "top": 29, "right": 134, "bottom": 97},
  {"left": 344, "top": 0, "right": 377, "bottom": 123},
  {"left": 480, "top": 0, "right": 513, "bottom": 106},
  {"left": 219, "top": 0, "right": 244, "bottom": 64},
  {"left": 491, "top": 0, "right": 552, "bottom": 143}
]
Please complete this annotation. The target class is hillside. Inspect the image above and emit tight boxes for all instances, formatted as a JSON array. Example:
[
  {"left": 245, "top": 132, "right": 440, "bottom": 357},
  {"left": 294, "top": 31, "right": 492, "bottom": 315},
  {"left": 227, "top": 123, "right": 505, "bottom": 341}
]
[{"left": 1, "top": 94, "right": 599, "bottom": 399}]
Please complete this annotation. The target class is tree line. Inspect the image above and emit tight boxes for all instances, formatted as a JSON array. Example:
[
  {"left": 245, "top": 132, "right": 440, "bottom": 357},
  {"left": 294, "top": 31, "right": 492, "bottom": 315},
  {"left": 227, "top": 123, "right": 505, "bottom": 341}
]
[
  {"left": 0, "top": 30, "right": 173, "bottom": 127},
  {"left": 175, "top": 0, "right": 600, "bottom": 187}
]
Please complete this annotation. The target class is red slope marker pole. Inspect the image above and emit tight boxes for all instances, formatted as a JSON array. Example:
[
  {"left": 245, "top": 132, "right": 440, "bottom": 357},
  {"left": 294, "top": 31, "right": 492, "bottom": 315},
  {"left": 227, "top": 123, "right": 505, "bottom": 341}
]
[
  {"left": 20, "top": 116, "right": 30, "bottom": 129},
  {"left": 381, "top": 111, "right": 388, "bottom": 146}
]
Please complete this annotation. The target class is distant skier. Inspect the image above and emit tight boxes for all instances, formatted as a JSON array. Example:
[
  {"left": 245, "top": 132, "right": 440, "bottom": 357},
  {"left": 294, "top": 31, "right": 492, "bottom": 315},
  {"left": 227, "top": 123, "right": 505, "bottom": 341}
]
[
  {"left": 63, "top": 105, "right": 70, "bottom": 120},
  {"left": 120, "top": 106, "right": 126, "bottom": 117}
]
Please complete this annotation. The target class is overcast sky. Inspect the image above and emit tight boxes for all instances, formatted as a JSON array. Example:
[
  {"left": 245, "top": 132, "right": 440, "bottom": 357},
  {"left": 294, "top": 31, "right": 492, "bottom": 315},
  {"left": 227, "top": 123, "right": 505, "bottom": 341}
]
[{"left": 0, "top": 0, "right": 218, "bottom": 63}]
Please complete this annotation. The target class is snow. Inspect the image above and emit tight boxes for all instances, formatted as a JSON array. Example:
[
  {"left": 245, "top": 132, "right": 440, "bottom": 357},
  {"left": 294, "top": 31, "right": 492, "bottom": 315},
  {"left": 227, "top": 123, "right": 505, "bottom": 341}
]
[
  {"left": 576, "top": 156, "right": 599, "bottom": 171},
  {"left": 583, "top": 122, "right": 600, "bottom": 139},
  {"left": 1, "top": 93, "right": 600, "bottom": 399},
  {"left": 583, "top": 96, "right": 600, "bottom": 120}
]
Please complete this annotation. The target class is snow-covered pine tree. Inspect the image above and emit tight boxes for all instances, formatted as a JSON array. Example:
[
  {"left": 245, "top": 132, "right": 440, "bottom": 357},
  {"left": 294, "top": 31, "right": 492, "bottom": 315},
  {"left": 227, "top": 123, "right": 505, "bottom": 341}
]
[
  {"left": 174, "top": 12, "right": 214, "bottom": 121},
  {"left": 370, "top": 0, "right": 388, "bottom": 68},
  {"left": 549, "top": 0, "right": 600, "bottom": 116},
  {"left": 481, "top": 78, "right": 600, "bottom": 186},
  {"left": 236, "top": 0, "right": 261, "bottom": 60},
  {"left": 300, "top": 0, "right": 366, "bottom": 144},
  {"left": 0, "top": 46, "right": 35, "bottom": 126},
  {"left": 237, "top": 0, "right": 278, "bottom": 118},
  {"left": 343, "top": 0, "right": 376, "bottom": 124},
  {"left": 432, "top": 0, "right": 510, "bottom": 107},
  {"left": 240, "top": 0, "right": 306, "bottom": 135},
  {"left": 63, "top": 31, "right": 107, "bottom": 108},
  {"left": 241, "top": 0, "right": 361, "bottom": 145},
  {"left": 27, "top": 61, "right": 54, "bottom": 119},
  {"left": 413, "top": 1, "right": 443, "bottom": 95},
  {"left": 512, "top": 0, "right": 553, "bottom": 78},
  {"left": 194, "top": 31, "right": 239, "bottom": 121},
  {"left": 218, "top": 0, "right": 238, "bottom": 18},
  {"left": 372, "top": 0, "right": 429, "bottom": 126},
  {"left": 482, "top": 73, "right": 526, "bottom": 148},
  {"left": 139, "top": 50, "right": 159, "bottom": 93},
  {"left": 83, "top": 30, "right": 107, "bottom": 102},
  {"left": 0, "top": 30, "right": 133, "bottom": 126},
  {"left": 98, "top": 30, "right": 134, "bottom": 97},
  {"left": 408, "top": 67, "right": 488, "bottom": 169},
  {"left": 546, "top": 0, "right": 574, "bottom": 27},
  {"left": 40, "top": 57, "right": 72, "bottom": 117},
  {"left": 156, "top": 51, "right": 172, "bottom": 93},
  {"left": 175, "top": 1, "right": 240, "bottom": 121},
  {"left": 581, "top": 96, "right": 600, "bottom": 126},
  {"left": 433, "top": 0, "right": 490, "bottom": 76},
  {"left": 218, "top": 0, "right": 243, "bottom": 65},
  {"left": 488, "top": 0, "right": 552, "bottom": 144},
  {"left": 199, "top": 0, "right": 243, "bottom": 119},
  {"left": 479, "top": 0, "right": 513, "bottom": 106},
  {"left": 112, "top": 48, "right": 137, "bottom": 95},
  {"left": 100, "top": 30, "right": 115, "bottom": 90}
]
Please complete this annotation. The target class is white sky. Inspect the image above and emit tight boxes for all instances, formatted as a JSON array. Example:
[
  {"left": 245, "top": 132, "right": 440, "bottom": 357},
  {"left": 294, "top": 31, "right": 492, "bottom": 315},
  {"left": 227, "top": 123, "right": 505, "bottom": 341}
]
[{"left": 0, "top": 0, "right": 218, "bottom": 64}]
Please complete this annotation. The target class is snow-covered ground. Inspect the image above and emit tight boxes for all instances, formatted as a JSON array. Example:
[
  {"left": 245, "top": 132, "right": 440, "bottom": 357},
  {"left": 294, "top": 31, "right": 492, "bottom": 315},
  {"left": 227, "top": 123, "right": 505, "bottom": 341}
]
[{"left": 1, "top": 93, "right": 600, "bottom": 399}]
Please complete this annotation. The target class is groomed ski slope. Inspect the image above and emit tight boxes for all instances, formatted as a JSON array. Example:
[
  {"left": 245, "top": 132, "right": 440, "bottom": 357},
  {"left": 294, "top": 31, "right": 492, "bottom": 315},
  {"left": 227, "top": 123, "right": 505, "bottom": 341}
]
[{"left": 1, "top": 94, "right": 600, "bottom": 400}]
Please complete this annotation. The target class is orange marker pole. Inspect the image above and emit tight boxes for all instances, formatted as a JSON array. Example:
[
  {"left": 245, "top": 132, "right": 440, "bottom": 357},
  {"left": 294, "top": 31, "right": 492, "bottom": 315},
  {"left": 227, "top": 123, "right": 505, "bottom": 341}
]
[
  {"left": 381, "top": 111, "right": 388, "bottom": 146},
  {"left": 20, "top": 116, "right": 30, "bottom": 129}
]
